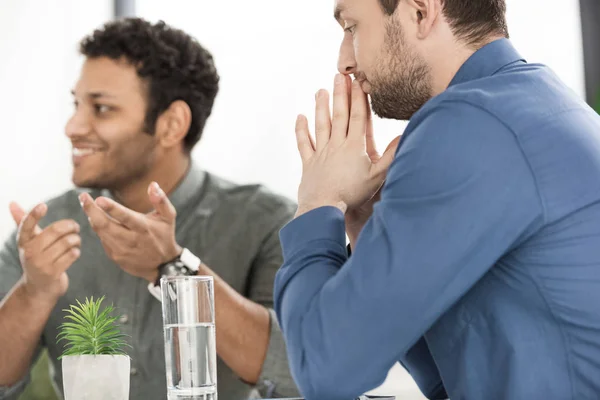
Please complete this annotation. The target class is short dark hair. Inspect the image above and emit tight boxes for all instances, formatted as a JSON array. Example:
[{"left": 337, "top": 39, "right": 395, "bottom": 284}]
[
  {"left": 378, "top": 0, "right": 508, "bottom": 46},
  {"left": 80, "top": 18, "right": 220, "bottom": 151}
]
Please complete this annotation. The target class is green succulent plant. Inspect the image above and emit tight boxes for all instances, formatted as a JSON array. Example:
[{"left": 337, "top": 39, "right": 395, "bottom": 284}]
[
  {"left": 57, "top": 296, "right": 130, "bottom": 359},
  {"left": 595, "top": 89, "right": 600, "bottom": 115}
]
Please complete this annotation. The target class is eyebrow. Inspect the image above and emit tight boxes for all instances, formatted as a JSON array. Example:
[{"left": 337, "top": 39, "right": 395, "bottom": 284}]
[{"left": 70, "top": 90, "right": 116, "bottom": 99}]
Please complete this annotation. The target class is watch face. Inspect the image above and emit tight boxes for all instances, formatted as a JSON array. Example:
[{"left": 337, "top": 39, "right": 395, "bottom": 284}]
[{"left": 163, "top": 262, "right": 191, "bottom": 277}]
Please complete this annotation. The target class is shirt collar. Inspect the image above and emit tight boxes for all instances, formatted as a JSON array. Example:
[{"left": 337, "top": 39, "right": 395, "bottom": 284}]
[
  {"left": 101, "top": 161, "right": 206, "bottom": 211},
  {"left": 449, "top": 38, "right": 526, "bottom": 87},
  {"left": 167, "top": 161, "right": 206, "bottom": 210}
]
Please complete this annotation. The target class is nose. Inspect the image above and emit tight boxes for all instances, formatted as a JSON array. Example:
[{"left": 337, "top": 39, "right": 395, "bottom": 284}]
[
  {"left": 65, "top": 108, "right": 91, "bottom": 140},
  {"left": 337, "top": 35, "right": 357, "bottom": 76}
]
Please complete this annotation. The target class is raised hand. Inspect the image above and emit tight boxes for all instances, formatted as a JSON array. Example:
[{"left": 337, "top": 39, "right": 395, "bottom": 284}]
[
  {"left": 294, "top": 74, "right": 400, "bottom": 218},
  {"left": 9, "top": 202, "right": 81, "bottom": 300},
  {"left": 79, "top": 182, "right": 182, "bottom": 283},
  {"left": 345, "top": 102, "right": 401, "bottom": 247}
]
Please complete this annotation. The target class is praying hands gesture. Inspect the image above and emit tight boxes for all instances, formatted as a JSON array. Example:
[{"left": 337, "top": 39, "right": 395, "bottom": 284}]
[
  {"left": 294, "top": 74, "right": 401, "bottom": 246},
  {"left": 79, "top": 182, "right": 182, "bottom": 283}
]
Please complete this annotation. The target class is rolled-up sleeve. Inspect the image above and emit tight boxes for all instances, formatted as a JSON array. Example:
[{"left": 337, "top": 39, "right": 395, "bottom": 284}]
[
  {"left": 254, "top": 309, "right": 299, "bottom": 397},
  {"left": 247, "top": 203, "right": 300, "bottom": 398}
]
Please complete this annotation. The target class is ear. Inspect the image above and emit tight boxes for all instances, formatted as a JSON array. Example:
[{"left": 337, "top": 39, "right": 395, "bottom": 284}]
[
  {"left": 155, "top": 100, "right": 192, "bottom": 149},
  {"left": 405, "top": 0, "right": 441, "bottom": 39}
]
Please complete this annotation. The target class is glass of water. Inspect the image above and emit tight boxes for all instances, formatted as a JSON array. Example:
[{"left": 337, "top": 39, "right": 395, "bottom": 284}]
[{"left": 160, "top": 276, "right": 217, "bottom": 400}]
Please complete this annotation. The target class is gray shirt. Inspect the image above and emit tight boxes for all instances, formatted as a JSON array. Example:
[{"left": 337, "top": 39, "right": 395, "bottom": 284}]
[{"left": 0, "top": 165, "right": 299, "bottom": 400}]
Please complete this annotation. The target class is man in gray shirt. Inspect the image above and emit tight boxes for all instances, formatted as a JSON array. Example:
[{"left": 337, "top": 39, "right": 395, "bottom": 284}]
[{"left": 0, "top": 18, "right": 298, "bottom": 400}]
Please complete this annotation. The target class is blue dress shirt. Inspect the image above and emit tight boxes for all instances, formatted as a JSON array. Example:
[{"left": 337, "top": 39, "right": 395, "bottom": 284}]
[{"left": 274, "top": 39, "right": 600, "bottom": 400}]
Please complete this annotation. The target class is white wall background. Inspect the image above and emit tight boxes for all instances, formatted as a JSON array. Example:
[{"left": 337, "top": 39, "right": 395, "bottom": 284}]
[
  {"left": 0, "top": 0, "right": 585, "bottom": 397},
  {"left": 0, "top": 0, "right": 112, "bottom": 236}
]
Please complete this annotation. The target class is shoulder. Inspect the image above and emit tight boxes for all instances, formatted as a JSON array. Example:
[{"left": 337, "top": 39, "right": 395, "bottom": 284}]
[
  {"left": 203, "top": 173, "right": 296, "bottom": 226},
  {"left": 389, "top": 97, "right": 532, "bottom": 197},
  {"left": 419, "top": 63, "right": 582, "bottom": 134},
  {"left": 403, "top": 95, "right": 516, "bottom": 157}
]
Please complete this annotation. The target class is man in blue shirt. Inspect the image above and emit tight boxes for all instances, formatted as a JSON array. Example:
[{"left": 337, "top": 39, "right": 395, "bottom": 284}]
[{"left": 274, "top": 0, "right": 600, "bottom": 399}]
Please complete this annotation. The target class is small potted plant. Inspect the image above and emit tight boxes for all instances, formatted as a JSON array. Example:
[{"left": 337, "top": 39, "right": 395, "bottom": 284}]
[{"left": 58, "top": 296, "right": 130, "bottom": 400}]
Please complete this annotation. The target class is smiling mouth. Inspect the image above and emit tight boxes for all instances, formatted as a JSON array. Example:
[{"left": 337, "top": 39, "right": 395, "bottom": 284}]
[
  {"left": 72, "top": 148, "right": 99, "bottom": 157},
  {"left": 71, "top": 148, "right": 104, "bottom": 166}
]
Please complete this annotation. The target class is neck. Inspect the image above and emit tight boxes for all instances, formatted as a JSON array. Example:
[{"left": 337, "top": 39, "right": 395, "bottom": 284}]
[
  {"left": 428, "top": 34, "right": 505, "bottom": 97},
  {"left": 111, "top": 154, "right": 191, "bottom": 213}
]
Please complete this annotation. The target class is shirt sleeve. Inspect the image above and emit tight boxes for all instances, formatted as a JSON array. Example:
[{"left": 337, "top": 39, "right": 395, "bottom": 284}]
[
  {"left": 273, "top": 101, "right": 543, "bottom": 400},
  {"left": 0, "top": 230, "right": 44, "bottom": 400},
  {"left": 247, "top": 202, "right": 301, "bottom": 398},
  {"left": 400, "top": 338, "right": 448, "bottom": 399}
]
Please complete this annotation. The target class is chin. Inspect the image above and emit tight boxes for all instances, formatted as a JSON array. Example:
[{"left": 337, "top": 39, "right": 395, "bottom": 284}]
[{"left": 72, "top": 172, "right": 101, "bottom": 189}]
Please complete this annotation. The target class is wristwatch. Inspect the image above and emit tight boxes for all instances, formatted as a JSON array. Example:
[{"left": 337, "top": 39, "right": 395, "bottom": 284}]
[{"left": 147, "top": 248, "right": 202, "bottom": 301}]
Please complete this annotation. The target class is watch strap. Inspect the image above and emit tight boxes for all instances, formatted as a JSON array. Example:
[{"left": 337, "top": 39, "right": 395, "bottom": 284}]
[{"left": 148, "top": 248, "right": 202, "bottom": 301}]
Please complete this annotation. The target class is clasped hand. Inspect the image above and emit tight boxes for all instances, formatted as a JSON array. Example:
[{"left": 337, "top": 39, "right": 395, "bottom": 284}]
[{"left": 294, "top": 74, "right": 400, "bottom": 222}]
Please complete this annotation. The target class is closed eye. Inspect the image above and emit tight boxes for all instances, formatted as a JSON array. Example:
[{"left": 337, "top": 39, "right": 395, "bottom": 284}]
[{"left": 344, "top": 25, "right": 356, "bottom": 35}]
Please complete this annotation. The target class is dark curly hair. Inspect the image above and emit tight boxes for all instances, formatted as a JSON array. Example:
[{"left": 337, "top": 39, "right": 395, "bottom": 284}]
[{"left": 79, "top": 18, "right": 220, "bottom": 151}]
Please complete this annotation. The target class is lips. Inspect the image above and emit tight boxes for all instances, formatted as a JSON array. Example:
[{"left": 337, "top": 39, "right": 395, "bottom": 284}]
[
  {"left": 71, "top": 146, "right": 104, "bottom": 166},
  {"left": 72, "top": 148, "right": 98, "bottom": 156}
]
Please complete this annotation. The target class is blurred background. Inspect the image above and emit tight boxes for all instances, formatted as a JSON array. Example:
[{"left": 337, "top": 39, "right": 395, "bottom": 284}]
[{"left": 1, "top": 0, "right": 598, "bottom": 398}]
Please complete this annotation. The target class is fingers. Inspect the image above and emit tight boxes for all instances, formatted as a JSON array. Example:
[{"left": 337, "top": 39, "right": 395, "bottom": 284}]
[
  {"left": 79, "top": 192, "right": 116, "bottom": 231},
  {"left": 53, "top": 246, "right": 81, "bottom": 272},
  {"left": 365, "top": 99, "right": 379, "bottom": 162},
  {"left": 9, "top": 202, "right": 26, "bottom": 226},
  {"left": 45, "top": 233, "right": 82, "bottom": 264},
  {"left": 96, "top": 196, "right": 145, "bottom": 230},
  {"left": 17, "top": 203, "right": 47, "bottom": 245},
  {"left": 147, "top": 182, "right": 177, "bottom": 223},
  {"left": 295, "top": 115, "right": 315, "bottom": 161},
  {"left": 346, "top": 74, "right": 353, "bottom": 108},
  {"left": 314, "top": 89, "right": 332, "bottom": 151},
  {"left": 348, "top": 79, "right": 368, "bottom": 142},
  {"left": 331, "top": 74, "right": 351, "bottom": 143},
  {"left": 372, "top": 135, "right": 402, "bottom": 177},
  {"left": 35, "top": 220, "right": 80, "bottom": 252}
]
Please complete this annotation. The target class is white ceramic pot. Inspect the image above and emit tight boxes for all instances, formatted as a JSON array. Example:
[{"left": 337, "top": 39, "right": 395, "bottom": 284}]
[{"left": 62, "top": 355, "right": 130, "bottom": 400}]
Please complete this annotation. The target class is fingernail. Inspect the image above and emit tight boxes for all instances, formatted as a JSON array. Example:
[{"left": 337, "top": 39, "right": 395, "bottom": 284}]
[
  {"left": 78, "top": 193, "right": 85, "bottom": 207},
  {"left": 335, "top": 74, "right": 344, "bottom": 84},
  {"left": 152, "top": 182, "right": 163, "bottom": 196}
]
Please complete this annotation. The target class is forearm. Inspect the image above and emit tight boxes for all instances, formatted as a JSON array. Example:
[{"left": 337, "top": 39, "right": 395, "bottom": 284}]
[
  {"left": 0, "top": 279, "right": 56, "bottom": 386},
  {"left": 200, "top": 264, "right": 270, "bottom": 384}
]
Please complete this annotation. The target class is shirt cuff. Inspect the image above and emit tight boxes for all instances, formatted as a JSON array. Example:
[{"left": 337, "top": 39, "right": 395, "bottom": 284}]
[
  {"left": 0, "top": 374, "right": 30, "bottom": 400},
  {"left": 279, "top": 206, "right": 346, "bottom": 259},
  {"left": 254, "top": 309, "right": 301, "bottom": 398}
]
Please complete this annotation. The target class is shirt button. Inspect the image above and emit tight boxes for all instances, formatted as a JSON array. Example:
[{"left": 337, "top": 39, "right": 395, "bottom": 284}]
[
  {"left": 119, "top": 315, "right": 129, "bottom": 324},
  {"left": 130, "top": 367, "right": 138, "bottom": 376}
]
